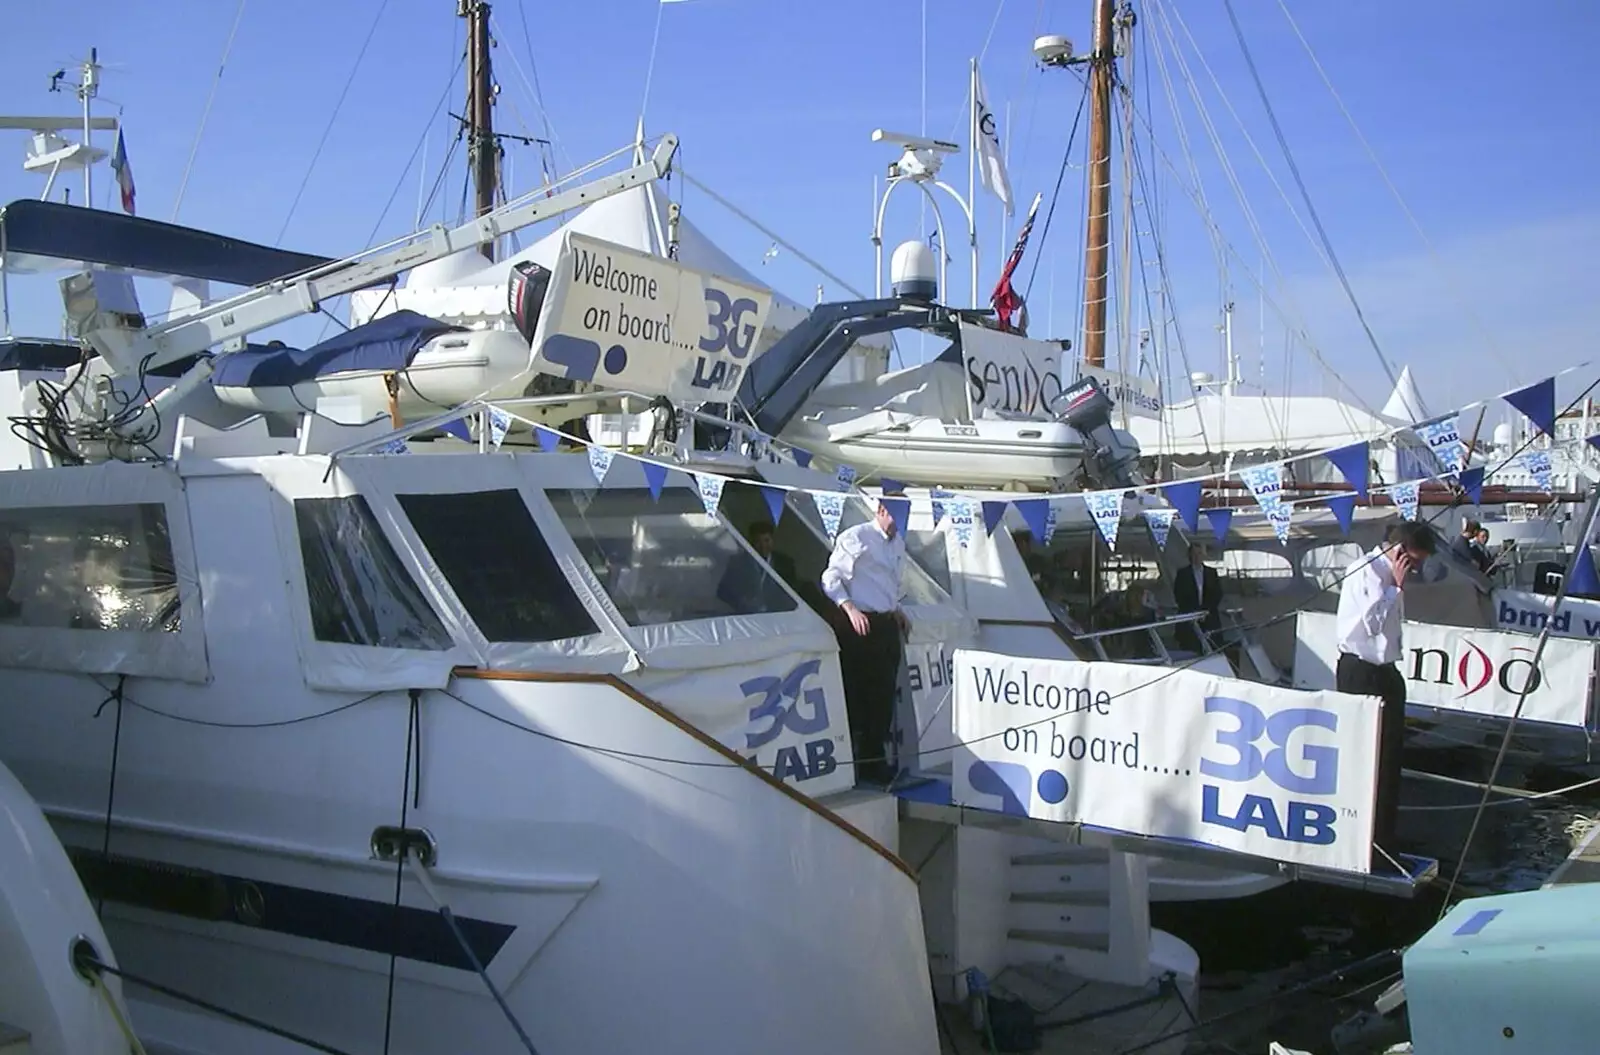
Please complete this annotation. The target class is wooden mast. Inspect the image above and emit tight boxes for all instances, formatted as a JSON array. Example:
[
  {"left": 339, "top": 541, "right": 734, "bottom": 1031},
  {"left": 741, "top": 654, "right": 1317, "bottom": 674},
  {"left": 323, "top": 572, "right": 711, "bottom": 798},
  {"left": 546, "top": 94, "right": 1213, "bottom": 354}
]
[
  {"left": 1081, "top": 0, "right": 1116, "bottom": 369},
  {"left": 462, "top": 0, "right": 499, "bottom": 261}
]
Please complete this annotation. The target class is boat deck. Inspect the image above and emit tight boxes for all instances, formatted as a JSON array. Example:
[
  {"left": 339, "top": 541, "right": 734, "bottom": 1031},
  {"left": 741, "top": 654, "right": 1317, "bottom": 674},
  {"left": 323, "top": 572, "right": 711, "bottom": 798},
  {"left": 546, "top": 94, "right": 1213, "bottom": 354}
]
[
  {"left": 893, "top": 776, "right": 1439, "bottom": 898},
  {"left": 1543, "top": 816, "right": 1600, "bottom": 887}
]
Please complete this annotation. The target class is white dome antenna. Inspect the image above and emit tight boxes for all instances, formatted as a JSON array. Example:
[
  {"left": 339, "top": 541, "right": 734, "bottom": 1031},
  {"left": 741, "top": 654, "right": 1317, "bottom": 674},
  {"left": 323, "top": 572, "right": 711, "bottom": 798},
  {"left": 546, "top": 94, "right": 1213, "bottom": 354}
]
[
  {"left": 890, "top": 241, "right": 937, "bottom": 303},
  {"left": 1033, "top": 35, "right": 1076, "bottom": 67}
]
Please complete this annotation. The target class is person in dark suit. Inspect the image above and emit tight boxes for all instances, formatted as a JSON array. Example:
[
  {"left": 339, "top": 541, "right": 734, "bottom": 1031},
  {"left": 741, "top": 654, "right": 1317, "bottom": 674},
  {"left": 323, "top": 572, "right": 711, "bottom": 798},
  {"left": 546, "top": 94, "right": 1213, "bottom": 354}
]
[
  {"left": 1173, "top": 540, "right": 1223, "bottom": 654},
  {"left": 717, "top": 519, "right": 796, "bottom": 612}
]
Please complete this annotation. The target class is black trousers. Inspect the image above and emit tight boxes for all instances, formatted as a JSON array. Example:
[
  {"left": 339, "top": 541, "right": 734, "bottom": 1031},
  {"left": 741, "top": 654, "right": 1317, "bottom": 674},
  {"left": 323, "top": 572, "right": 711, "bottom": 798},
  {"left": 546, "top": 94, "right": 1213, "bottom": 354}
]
[
  {"left": 1336, "top": 652, "right": 1407, "bottom": 860},
  {"left": 833, "top": 611, "right": 904, "bottom": 784}
]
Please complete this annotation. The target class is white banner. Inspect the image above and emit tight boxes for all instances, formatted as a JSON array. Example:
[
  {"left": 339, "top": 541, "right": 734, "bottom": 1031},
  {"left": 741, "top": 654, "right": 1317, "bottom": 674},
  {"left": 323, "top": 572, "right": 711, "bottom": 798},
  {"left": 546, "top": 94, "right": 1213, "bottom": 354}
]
[
  {"left": 952, "top": 649, "right": 1380, "bottom": 872},
  {"left": 529, "top": 231, "right": 775, "bottom": 402},
  {"left": 1077, "top": 363, "right": 1164, "bottom": 420},
  {"left": 959, "top": 322, "right": 1069, "bottom": 420},
  {"left": 973, "top": 71, "right": 1014, "bottom": 215},
  {"left": 631, "top": 650, "right": 853, "bottom": 795},
  {"left": 1293, "top": 611, "right": 1596, "bottom": 728},
  {"left": 1494, "top": 588, "right": 1600, "bottom": 642}
]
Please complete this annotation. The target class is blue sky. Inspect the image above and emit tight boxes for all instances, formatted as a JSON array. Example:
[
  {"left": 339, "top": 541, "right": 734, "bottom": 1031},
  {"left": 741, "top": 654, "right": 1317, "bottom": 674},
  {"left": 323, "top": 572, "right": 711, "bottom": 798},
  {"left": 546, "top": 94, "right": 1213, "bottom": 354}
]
[{"left": 2, "top": 0, "right": 1596, "bottom": 419}]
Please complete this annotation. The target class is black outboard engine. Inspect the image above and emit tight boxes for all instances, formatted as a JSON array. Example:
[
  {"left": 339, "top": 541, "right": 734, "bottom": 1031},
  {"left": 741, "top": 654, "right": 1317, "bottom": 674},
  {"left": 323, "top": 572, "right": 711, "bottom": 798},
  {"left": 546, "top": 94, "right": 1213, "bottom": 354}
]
[
  {"left": 507, "top": 260, "right": 553, "bottom": 344},
  {"left": 1055, "top": 375, "right": 1140, "bottom": 490}
]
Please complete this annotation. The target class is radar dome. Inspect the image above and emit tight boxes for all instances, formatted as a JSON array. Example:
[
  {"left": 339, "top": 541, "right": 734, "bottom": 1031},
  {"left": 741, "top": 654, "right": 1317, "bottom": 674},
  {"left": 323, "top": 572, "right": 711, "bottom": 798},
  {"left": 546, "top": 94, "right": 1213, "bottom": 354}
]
[
  {"left": 1492, "top": 422, "right": 1515, "bottom": 449},
  {"left": 890, "top": 240, "right": 937, "bottom": 302}
]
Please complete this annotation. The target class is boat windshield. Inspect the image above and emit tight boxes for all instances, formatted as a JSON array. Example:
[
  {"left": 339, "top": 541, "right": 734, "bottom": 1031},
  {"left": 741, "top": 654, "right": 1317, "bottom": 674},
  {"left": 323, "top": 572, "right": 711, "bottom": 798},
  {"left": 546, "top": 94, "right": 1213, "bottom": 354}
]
[{"left": 548, "top": 486, "right": 799, "bottom": 626}]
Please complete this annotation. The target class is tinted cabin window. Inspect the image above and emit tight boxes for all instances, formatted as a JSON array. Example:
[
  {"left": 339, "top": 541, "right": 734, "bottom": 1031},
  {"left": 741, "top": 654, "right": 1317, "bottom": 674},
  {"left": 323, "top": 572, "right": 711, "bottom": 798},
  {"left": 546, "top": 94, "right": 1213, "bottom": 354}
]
[
  {"left": 294, "top": 495, "right": 452, "bottom": 650},
  {"left": 397, "top": 489, "right": 598, "bottom": 642},
  {"left": 0, "top": 503, "right": 179, "bottom": 631},
  {"left": 548, "top": 487, "right": 798, "bottom": 626}
]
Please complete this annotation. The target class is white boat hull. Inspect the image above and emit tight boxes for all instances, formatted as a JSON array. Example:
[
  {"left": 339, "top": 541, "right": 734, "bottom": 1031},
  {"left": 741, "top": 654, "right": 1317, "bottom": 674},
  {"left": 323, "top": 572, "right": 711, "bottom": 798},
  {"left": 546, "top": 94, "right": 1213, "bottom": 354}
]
[{"left": 783, "top": 416, "right": 1088, "bottom": 489}]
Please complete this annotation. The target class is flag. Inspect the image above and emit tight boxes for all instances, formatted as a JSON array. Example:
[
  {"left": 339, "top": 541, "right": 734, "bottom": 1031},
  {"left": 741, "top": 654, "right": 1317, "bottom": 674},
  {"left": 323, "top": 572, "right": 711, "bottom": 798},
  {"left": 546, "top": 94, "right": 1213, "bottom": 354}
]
[
  {"left": 973, "top": 67, "right": 1014, "bottom": 215},
  {"left": 110, "top": 127, "right": 136, "bottom": 216},
  {"left": 991, "top": 192, "right": 1041, "bottom": 333}
]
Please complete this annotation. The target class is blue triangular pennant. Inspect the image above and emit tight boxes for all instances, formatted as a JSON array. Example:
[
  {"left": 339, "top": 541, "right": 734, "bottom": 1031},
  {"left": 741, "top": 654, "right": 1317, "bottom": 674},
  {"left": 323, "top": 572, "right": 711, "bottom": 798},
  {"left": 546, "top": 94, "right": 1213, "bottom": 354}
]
[
  {"left": 1014, "top": 498, "right": 1050, "bottom": 544},
  {"left": 1204, "top": 507, "right": 1233, "bottom": 543},
  {"left": 1159, "top": 479, "right": 1203, "bottom": 532},
  {"left": 1458, "top": 465, "right": 1485, "bottom": 505},
  {"left": 880, "top": 476, "right": 907, "bottom": 496},
  {"left": 1588, "top": 435, "right": 1600, "bottom": 456},
  {"left": 981, "top": 501, "right": 1008, "bottom": 537},
  {"left": 930, "top": 488, "right": 954, "bottom": 527},
  {"left": 881, "top": 496, "right": 911, "bottom": 537},
  {"left": 1325, "top": 442, "right": 1370, "bottom": 499},
  {"left": 440, "top": 417, "right": 472, "bottom": 442},
  {"left": 640, "top": 460, "right": 669, "bottom": 501},
  {"left": 792, "top": 447, "right": 814, "bottom": 469},
  {"left": 759, "top": 484, "right": 787, "bottom": 526},
  {"left": 1569, "top": 547, "right": 1600, "bottom": 597},
  {"left": 1505, "top": 376, "right": 1556, "bottom": 437},
  {"left": 534, "top": 425, "right": 560, "bottom": 453},
  {"left": 1325, "top": 493, "right": 1357, "bottom": 535}
]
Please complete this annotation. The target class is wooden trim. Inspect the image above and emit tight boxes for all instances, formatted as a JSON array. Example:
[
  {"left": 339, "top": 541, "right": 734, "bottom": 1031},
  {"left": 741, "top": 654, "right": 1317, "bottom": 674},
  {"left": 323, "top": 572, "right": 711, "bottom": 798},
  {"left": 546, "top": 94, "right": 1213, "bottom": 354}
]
[{"left": 450, "top": 667, "right": 916, "bottom": 881}]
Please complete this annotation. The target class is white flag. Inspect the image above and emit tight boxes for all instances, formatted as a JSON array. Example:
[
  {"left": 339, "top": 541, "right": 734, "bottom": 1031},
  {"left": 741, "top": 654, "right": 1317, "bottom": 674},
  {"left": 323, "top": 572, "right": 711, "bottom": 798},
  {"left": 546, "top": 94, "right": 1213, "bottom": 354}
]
[{"left": 973, "top": 69, "right": 1014, "bottom": 216}]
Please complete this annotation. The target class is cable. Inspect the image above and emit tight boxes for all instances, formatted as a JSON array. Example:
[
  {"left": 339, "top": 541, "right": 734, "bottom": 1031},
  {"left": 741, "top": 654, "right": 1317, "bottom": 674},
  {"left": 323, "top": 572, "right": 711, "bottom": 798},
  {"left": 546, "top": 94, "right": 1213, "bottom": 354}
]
[
  {"left": 74, "top": 950, "right": 355, "bottom": 1055},
  {"left": 381, "top": 688, "right": 420, "bottom": 1055},
  {"left": 1023, "top": 76, "right": 1090, "bottom": 301},
  {"left": 1399, "top": 772, "right": 1600, "bottom": 812},
  {"left": 93, "top": 674, "right": 127, "bottom": 918},
  {"left": 171, "top": 0, "right": 248, "bottom": 223},
  {"left": 407, "top": 856, "right": 543, "bottom": 1055},
  {"left": 1218, "top": 0, "right": 1401, "bottom": 398},
  {"left": 277, "top": 0, "right": 394, "bottom": 243}
]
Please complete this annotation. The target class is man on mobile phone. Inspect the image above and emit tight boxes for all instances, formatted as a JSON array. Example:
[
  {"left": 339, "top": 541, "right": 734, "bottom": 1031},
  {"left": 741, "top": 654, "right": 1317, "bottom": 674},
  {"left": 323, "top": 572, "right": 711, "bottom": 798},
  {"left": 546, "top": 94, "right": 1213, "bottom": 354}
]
[{"left": 1335, "top": 518, "right": 1436, "bottom": 870}]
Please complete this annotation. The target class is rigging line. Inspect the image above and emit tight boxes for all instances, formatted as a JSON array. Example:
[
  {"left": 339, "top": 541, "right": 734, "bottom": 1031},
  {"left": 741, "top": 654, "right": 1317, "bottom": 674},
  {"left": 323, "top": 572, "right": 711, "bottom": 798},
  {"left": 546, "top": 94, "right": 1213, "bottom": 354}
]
[
  {"left": 1219, "top": 0, "right": 1403, "bottom": 397},
  {"left": 1126, "top": 32, "right": 1380, "bottom": 419},
  {"left": 1022, "top": 76, "right": 1090, "bottom": 300},
  {"left": 1273, "top": 0, "right": 1514, "bottom": 387},
  {"left": 276, "top": 0, "right": 394, "bottom": 244},
  {"left": 171, "top": 0, "right": 248, "bottom": 223},
  {"left": 507, "top": 4, "right": 567, "bottom": 174},
  {"left": 677, "top": 169, "right": 867, "bottom": 298},
  {"left": 637, "top": 0, "right": 669, "bottom": 134},
  {"left": 381, "top": 689, "right": 421, "bottom": 1055},
  {"left": 940, "top": 0, "right": 1011, "bottom": 145}
]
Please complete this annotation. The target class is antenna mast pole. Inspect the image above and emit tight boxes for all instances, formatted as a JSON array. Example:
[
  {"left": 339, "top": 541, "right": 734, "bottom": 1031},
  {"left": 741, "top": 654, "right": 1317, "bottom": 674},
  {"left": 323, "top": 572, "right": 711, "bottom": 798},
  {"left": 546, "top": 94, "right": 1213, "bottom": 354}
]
[
  {"left": 79, "top": 48, "right": 99, "bottom": 208},
  {"left": 462, "top": 0, "right": 500, "bottom": 261},
  {"left": 1081, "top": 0, "right": 1115, "bottom": 369}
]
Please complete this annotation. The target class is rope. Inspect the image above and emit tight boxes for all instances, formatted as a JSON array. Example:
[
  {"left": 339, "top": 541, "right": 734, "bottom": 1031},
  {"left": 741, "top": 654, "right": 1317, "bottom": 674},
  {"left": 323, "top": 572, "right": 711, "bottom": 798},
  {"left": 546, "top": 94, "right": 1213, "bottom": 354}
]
[
  {"left": 75, "top": 951, "right": 354, "bottom": 1055},
  {"left": 171, "top": 0, "right": 248, "bottom": 222},
  {"left": 93, "top": 674, "right": 127, "bottom": 918},
  {"left": 1218, "top": 0, "right": 1402, "bottom": 399},
  {"left": 276, "top": 0, "right": 394, "bottom": 243},
  {"left": 381, "top": 688, "right": 421, "bottom": 1055},
  {"left": 1399, "top": 771, "right": 1600, "bottom": 812},
  {"left": 89, "top": 971, "right": 149, "bottom": 1055},
  {"left": 1022, "top": 76, "right": 1090, "bottom": 301},
  {"left": 407, "top": 857, "right": 543, "bottom": 1054}
]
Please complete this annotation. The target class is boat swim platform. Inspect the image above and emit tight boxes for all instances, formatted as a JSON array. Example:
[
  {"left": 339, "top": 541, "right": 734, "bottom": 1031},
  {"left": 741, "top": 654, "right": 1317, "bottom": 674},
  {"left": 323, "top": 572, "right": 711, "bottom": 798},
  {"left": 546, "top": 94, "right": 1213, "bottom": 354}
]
[{"left": 893, "top": 777, "right": 1439, "bottom": 899}]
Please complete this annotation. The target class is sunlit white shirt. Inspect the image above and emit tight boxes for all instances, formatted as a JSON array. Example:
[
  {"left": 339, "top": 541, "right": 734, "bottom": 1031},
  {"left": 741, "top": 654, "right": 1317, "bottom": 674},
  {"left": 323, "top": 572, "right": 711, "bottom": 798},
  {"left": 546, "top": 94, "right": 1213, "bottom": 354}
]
[
  {"left": 821, "top": 521, "right": 906, "bottom": 614},
  {"left": 1336, "top": 547, "right": 1404, "bottom": 664}
]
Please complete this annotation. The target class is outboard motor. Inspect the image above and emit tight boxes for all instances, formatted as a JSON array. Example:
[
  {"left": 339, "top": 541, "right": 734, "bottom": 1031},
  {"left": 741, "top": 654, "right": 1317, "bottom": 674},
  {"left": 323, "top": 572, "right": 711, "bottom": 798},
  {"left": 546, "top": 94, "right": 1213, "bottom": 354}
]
[
  {"left": 507, "top": 261, "right": 553, "bottom": 344},
  {"left": 1055, "top": 375, "right": 1141, "bottom": 490}
]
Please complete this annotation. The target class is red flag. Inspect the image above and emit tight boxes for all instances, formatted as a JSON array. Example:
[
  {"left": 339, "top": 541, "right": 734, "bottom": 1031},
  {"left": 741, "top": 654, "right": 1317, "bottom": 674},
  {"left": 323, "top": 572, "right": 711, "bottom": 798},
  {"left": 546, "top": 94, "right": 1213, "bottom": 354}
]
[{"left": 990, "top": 192, "right": 1041, "bottom": 333}]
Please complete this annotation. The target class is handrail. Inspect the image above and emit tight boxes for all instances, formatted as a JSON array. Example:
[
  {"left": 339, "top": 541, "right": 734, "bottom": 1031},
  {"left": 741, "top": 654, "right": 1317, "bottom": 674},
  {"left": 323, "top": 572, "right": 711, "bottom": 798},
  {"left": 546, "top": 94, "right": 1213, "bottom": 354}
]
[{"left": 449, "top": 667, "right": 916, "bottom": 882}]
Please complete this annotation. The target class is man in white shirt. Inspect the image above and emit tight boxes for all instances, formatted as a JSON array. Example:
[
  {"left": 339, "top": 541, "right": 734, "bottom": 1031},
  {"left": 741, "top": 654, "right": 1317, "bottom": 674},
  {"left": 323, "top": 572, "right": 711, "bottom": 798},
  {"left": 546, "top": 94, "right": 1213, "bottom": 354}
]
[
  {"left": 821, "top": 494, "right": 910, "bottom": 786},
  {"left": 1335, "top": 518, "right": 1436, "bottom": 867}
]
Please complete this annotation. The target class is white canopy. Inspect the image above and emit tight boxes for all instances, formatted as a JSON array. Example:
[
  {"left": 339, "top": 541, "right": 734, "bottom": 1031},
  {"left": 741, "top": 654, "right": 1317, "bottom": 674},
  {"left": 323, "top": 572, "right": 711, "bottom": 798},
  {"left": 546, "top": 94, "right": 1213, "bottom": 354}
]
[{"left": 1128, "top": 393, "right": 1399, "bottom": 457}]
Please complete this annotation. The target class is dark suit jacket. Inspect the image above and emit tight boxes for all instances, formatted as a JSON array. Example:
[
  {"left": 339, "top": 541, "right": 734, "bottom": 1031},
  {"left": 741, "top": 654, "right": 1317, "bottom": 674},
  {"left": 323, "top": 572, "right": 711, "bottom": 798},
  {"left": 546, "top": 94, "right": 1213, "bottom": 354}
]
[{"left": 1174, "top": 564, "right": 1222, "bottom": 626}]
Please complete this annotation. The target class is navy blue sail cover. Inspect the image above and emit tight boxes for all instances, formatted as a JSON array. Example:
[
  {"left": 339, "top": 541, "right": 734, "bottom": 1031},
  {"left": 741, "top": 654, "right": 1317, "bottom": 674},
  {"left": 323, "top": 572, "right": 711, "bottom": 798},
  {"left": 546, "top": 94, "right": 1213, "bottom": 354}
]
[
  {"left": 209, "top": 310, "right": 465, "bottom": 388},
  {"left": 0, "top": 199, "right": 333, "bottom": 287}
]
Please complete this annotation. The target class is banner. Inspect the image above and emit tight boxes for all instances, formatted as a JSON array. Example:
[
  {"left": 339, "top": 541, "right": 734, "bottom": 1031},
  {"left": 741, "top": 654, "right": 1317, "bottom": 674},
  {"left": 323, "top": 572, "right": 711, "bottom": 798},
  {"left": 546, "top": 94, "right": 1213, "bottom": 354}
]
[
  {"left": 530, "top": 231, "right": 775, "bottom": 402},
  {"left": 973, "top": 70, "right": 1014, "bottom": 215},
  {"left": 1413, "top": 416, "right": 1466, "bottom": 475},
  {"left": 952, "top": 650, "right": 1379, "bottom": 872},
  {"left": 1494, "top": 588, "right": 1600, "bottom": 643},
  {"left": 959, "top": 321, "right": 1068, "bottom": 420},
  {"left": 1294, "top": 611, "right": 1596, "bottom": 728},
  {"left": 1077, "top": 364, "right": 1164, "bottom": 420},
  {"left": 631, "top": 650, "right": 853, "bottom": 796}
]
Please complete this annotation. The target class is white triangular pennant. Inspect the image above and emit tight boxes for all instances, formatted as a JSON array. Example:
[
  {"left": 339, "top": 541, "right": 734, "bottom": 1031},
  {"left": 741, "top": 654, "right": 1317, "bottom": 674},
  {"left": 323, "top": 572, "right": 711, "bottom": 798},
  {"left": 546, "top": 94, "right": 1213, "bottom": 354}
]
[
  {"left": 1267, "top": 503, "right": 1293, "bottom": 545},
  {"left": 930, "top": 488, "right": 954, "bottom": 527},
  {"left": 1390, "top": 480, "right": 1420, "bottom": 521},
  {"left": 811, "top": 492, "right": 845, "bottom": 539},
  {"left": 1413, "top": 416, "right": 1465, "bottom": 476},
  {"left": 1043, "top": 500, "right": 1060, "bottom": 545},
  {"left": 835, "top": 464, "right": 858, "bottom": 490},
  {"left": 1083, "top": 491, "right": 1123, "bottom": 549},
  {"left": 695, "top": 473, "right": 725, "bottom": 517},
  {"left": 948, "top": 497, "right": 977, "bottom": 549},
  {"left": 1238, "top": 462, "right": 1286, "bottom": 514},
  {"left": 1142, "top": 508, "right": 1175, "bottom": 550},
  {"left": 1519, "top": 448, "right": 1554, "bottom": 492},
  {"left": 588, "top": 446, "right": 614, "bottom": 485},
  {"left": 488, "top": 407, "right": 512, "bottom": 450}
]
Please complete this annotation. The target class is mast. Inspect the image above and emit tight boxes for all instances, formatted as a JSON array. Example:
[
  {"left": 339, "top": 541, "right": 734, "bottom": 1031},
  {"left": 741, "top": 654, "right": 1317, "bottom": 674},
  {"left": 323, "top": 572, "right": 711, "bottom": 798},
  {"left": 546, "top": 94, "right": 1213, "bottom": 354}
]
[
  {"left": 461, "top": 0, "right": 499, "bottom": 261},
  {"left": 1080, "top": 0, "right": 1116, "bottom": 369}
]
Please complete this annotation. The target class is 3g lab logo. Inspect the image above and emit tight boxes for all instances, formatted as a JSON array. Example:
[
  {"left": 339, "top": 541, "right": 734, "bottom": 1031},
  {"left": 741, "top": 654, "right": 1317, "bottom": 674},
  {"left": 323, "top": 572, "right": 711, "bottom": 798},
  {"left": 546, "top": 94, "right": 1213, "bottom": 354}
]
[
  {"left": 741, "top": 659, "right": 838, "bottom": 783},
  {"left": 1198, "top": 697, "right": 1342, "bottom": 846}
]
